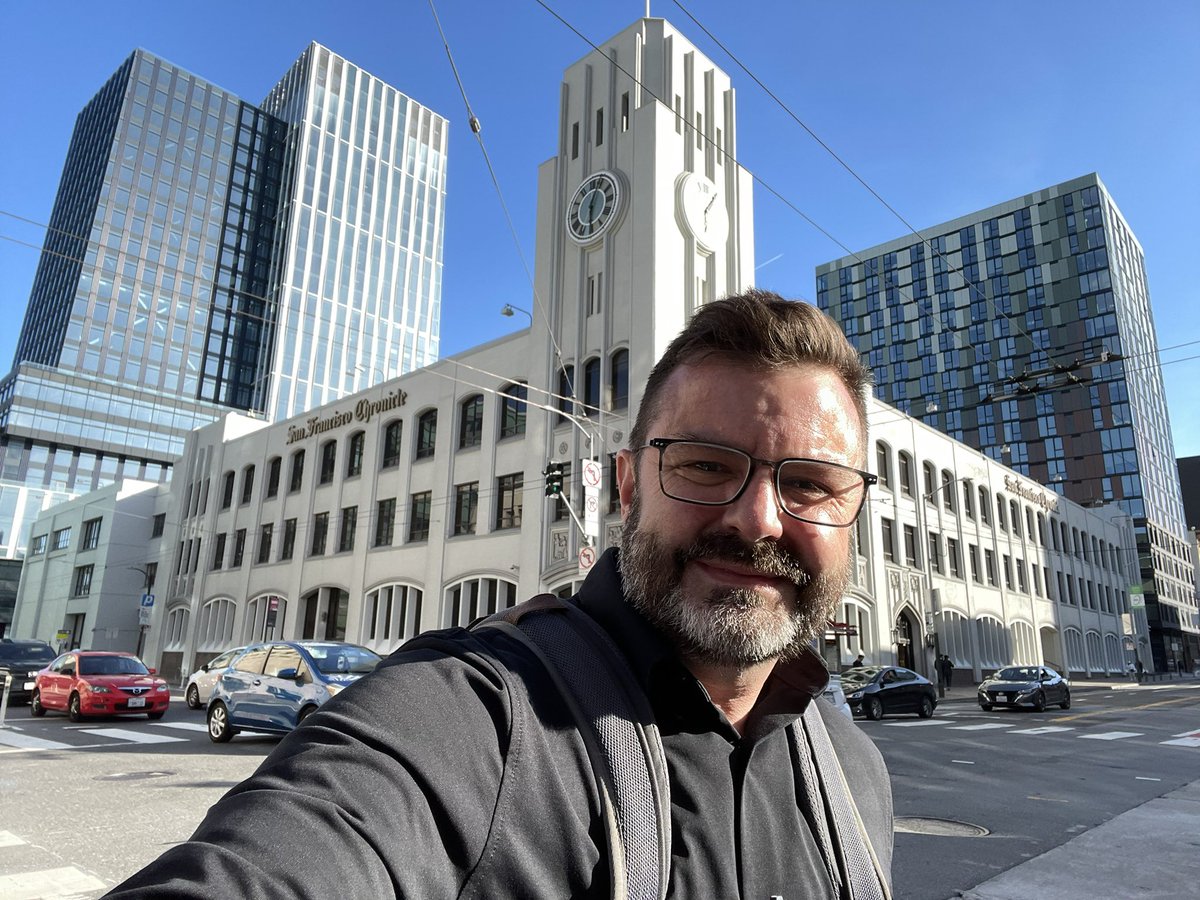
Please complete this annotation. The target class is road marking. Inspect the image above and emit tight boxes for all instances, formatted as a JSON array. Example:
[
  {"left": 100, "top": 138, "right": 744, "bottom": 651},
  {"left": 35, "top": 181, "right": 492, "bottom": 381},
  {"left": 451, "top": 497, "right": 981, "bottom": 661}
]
[
  {"left": 950, "top": 759, "right": 975, "bottom": 765},
  {"left": 947, "top": 723, "right": 1015, "bottom": 731},
  {"left": 0, "top": 866, "right": 107, "bottom": 898},
  {"left": 1010, "top": 726, "right": 1074, "bottom": 735},
  {"left": 1079, "top": 731, "right": 1142, "bottom": 741},
  {"left": 154, "top": 721, "right": 209, "bottom": 732},
  {"left": 884, "top": 720, "right": 950, "bottom": 727},
  {"left": 0, "top": 831, "right": 27, "bottom": 847},
  {"left": 1136, "top": 776, "right": 1162, "bottom": 781},
  {"left": 81, "top": 727, "right": 187, "bottom": 744},
  {"left": 1159, "top": 735, "right": 1200, "bottom": 748},
  {"left": 1027, "top": 795, "right": 1070, "bottom": 803},
  {"left": 0, "top": 731, "right": 73, "bottom": 751}
]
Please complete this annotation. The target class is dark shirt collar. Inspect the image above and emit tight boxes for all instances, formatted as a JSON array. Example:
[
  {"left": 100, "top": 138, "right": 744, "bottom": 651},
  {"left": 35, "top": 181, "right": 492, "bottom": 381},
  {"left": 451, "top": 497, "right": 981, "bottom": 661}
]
[{"left": 575, "top": 548, "right": 831, "bottom": 741}]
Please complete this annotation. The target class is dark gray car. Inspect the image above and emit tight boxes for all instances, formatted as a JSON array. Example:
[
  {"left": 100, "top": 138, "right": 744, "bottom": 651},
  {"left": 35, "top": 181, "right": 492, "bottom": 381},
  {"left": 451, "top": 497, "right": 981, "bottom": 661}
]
[
  {"left": 0, "top": 639, "right": 58, "bottom": 704},
  {"left": 978, "top": 665, "right": 1071, "bottom": 711}
]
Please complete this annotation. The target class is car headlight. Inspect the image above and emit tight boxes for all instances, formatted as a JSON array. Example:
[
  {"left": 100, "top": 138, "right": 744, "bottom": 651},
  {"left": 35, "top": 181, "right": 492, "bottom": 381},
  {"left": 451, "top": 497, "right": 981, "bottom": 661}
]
[
  {"left": 155, "top": 684, "right": 169, "bottom": 692},
  {"left": 88, "top": 685, "right": 112, "bottom": 693},
  {"left": 325, "top": 684, "right": 343, "bottom": 697},
  {"left": 848, "top": 690, "right": 863, "bottom": 700}
]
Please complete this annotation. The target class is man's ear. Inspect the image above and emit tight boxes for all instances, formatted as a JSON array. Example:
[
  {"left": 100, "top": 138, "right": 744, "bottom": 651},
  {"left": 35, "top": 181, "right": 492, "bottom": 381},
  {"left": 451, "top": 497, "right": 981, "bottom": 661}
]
[{"left": 616, "top": 449, "right": 637, "bottom": 521}]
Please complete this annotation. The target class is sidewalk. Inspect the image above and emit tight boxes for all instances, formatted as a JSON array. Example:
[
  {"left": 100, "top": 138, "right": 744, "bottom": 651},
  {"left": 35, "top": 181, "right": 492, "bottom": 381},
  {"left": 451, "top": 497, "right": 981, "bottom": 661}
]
[{"left": 954, "top": 778, "right": 1200, "bottom": 900}]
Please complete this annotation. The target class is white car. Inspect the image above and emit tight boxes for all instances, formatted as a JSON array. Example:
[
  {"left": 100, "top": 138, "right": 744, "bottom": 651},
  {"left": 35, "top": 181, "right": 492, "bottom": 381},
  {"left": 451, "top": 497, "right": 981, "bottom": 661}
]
[
  {"left": 185, "top": 647, "right": 246, "bottom": 710},
  {"left": 821, "top": 673, "right": 853, "bottom": 719}
]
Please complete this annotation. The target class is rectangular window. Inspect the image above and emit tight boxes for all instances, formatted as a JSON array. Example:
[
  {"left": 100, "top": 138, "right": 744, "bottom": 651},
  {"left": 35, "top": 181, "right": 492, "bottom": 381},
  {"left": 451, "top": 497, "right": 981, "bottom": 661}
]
[
  {"left": 212, "top": 533, "right": 227, "bottom": 570},
  {"left": 311, "top": 512, "right": 329, "bottom": 556},
  {"left": 409, "top": 491, "right": 432, "bottom": 542},
  {"left": 375, "top": 498, "right": 396, "bottom": 547},
  {"left": 985, "top": 549, "right": 997, "bottom": 586},
  {"left": 53, "top": 527, "right": 71, "bottom": 550},
  {"left": 82, "top": 517, "right": 102, "bottom": 550},
  {"left": 347, "top": 431, "right": 365, "bottom": 477},
  {"left": 151, "top": 513, "right": 166, "bottom": 538},
  {"left": 454, "top": 482, "right": 479, "bottom": 536},
  {"left": 928, "top": 532, "right": 942, "bottom": 574},
  {"left": 71, "top": 565, "right": 94, "bottom": 597},
  {"left": 232, "top": 529, "right": 246, "bottom": 567},
  {"left": 1017, "top": 558, "right": 1028, "bottom": 593},
  {"left": 382, "top": 421, "right": 402, "bottom": 468},
  {"left": 595, "top": 108, "right": 603, "bottom": 146},
  {"left": 281, "top": 518, "right": 297, "bottom": 560},
  {"left": 970, "top": 545, "right": 981, "bottom": 583},
  {"left": 241, "top": 466, "right": 255, "bottom": 504},
  {"left": 903, "top": 524, "right": 919, "bottom": 567},
  {"left": 266, "top": 457, "right": 281, "bottom": 498},
  {"left": 495, "top": 473, "right": 523, "bottom": 530},
  {"left": 621, "top": 92, "right": 629, "bottom": 131},
  {"left": 339, "top": 505, "right": 358, "bottom": 552},
  {"left": 289, "top": 450, "right": 305, "bottom": 492},
  {"left": 257, "top": 523, "right": 273, "bottom": 564},
  {"left": 320, "top": 441, "right": 337, "bottom": 484},
  {"left": 417, "top": 411, "right": 437, "bottom": 459},
  {"left": 30, "top": 534, "right": 47, "bottom": 555},
  {"left": 1003, "top": 554, "right": 1013, "bottom": 589},
  {"left": 571, "top": 122, "right": 579, "bottom": 159},
  {"left": 221, "top": 471, "right": 235, "bottom": 509},
  {"left": 881, "top": 518, "right": 896, "bottom": 563},
  {"left": 947, "top": 537, "right": 962, "bottom": 578}
]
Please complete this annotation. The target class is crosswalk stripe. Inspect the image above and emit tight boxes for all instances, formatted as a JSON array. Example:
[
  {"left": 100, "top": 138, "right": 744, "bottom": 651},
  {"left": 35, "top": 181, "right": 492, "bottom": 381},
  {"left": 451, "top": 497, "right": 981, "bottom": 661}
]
[
  {"left": 154, "top": 721, "right": 209, "bottom": 732},
  {"left": 0, "top": 830, "right": 27, "bottom": 847},
  {"left": 1159, "top": 736, "right": 1200, "bottom": 748},
  {"left": 1011, "top": 726, "right": 1075, "bottom": 735},
  {"left": 0, "top": 865, "right": 107, "bottom": 899},
  {"left": 81, "top": 727, "right": 187, "bottom": 744},
  {"left": 884, "top": 720, "right": 950, "bottom": 727},
  {"left": 947, "top": 723, "right": 1015, "bottom": 731},
  {"left": 0, "top": 731, "right": 74, "bottom": 751},
  {"left": 1079, "top": 731, "right": 1143, "bottom": 741}
]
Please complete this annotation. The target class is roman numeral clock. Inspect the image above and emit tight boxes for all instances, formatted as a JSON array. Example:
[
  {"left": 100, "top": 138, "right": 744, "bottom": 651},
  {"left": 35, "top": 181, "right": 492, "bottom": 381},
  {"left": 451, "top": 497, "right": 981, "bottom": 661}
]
[{"left": 566, "top": 170, "right": 622, "bottom": 243}]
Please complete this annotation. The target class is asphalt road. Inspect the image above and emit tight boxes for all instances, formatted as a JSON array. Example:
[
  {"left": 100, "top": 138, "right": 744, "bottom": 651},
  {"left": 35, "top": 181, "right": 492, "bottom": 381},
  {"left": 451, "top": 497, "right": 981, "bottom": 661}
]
[{"left": 1, "top": 682, "right": 1197, "bottom": 899}]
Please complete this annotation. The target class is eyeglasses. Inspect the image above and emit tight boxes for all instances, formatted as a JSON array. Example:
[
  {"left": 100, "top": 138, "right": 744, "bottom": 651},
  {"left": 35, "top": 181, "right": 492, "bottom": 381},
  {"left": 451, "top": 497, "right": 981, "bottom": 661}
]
[{"left": 638, "top": 438, "right": 877, "bottom": 527}]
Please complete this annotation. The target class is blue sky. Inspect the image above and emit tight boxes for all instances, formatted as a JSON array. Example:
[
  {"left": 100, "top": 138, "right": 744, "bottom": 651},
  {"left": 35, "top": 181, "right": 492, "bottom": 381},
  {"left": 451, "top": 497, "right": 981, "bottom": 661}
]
[{"left": 2, "top": 2, "right": 1198, "bottom": 452}]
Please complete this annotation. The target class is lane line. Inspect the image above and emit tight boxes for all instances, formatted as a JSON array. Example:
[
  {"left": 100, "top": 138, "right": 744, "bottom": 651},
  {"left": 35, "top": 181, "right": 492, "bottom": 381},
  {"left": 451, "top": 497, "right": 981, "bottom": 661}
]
[
  {"left": 1135, "top": 776, "right": 1162, "bottom": 781},
  {"left": 1078, "top": 731, "right": 1143, "bottom": 741},
  {"left": 1010, "top": 726, "right": 1075, "bottom": 735},
  {"left": 80, "top": 727, "right": 187, "bottom": 744},
  {"left": 950, "top": 759, "right": 975, "bottom": 765},
  {"left": 884, "top": 720, "right": 950, "bottom": 727},
  {"left": 947, "top": 723, "right": 1015, "bottom": 731}
]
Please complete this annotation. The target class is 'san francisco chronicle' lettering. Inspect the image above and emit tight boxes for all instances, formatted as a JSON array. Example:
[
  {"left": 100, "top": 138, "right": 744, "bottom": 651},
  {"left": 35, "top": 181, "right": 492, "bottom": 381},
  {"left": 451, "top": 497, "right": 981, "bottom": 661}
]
[
  {"left": 1003, "top": 475, "right": 1059, "bottom": 512},
  {"left": 286, "top": 389, "right": 408, "bottom": 444}
]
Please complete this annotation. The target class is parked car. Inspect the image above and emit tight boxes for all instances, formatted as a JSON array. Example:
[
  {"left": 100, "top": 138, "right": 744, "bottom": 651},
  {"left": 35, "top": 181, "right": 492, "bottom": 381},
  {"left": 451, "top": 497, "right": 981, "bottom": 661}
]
[
  {"left": 842, "top": 665, "right": 937, "bottom": 720},
  {"left": 0, "top": 638, "right": 58, "bottom": 704},
  {"left": 30, "top": 651, "right": 170, "bottom": 721},
  {"left": 207, "top": 640, "right": 382, "bottom": 742},
  {"left": 978, "top": 665, "right": 1071, "bottom": 711},
  {"left": 821, "top": 673, "right": 853, "bottom": 719},
  {"left": 184, "top": 646, "right": 247, "bottom": 710}
]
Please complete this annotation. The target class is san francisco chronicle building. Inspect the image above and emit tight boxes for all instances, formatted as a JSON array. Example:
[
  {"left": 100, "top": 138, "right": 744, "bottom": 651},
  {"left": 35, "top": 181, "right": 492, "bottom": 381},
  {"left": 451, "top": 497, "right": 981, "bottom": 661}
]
[{"left": 14, "top": 16, "right": 1140, "bottom": 685}]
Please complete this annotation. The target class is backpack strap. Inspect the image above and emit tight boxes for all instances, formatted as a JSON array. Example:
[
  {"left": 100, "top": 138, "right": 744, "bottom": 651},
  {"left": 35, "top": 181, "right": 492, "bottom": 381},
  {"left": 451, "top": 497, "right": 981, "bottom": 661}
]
[
  {"left": 789, "top": 705, "right": 892, "bottom": 900},
  {"left": 474, "top": 595, "right": 671, "bottom": 900}
]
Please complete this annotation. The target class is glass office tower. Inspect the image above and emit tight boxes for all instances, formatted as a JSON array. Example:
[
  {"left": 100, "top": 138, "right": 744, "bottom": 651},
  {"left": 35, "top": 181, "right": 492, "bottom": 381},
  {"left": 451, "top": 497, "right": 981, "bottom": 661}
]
[
  {"left": 815, "top": 173, "right": 1198, "bottom": 671},
  {"left": 0, "top": 44, "right": 447, "bottom": 573}
]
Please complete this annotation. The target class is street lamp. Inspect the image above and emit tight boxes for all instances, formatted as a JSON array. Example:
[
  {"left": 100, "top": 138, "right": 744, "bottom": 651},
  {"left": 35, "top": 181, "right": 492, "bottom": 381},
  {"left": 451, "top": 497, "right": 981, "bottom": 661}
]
[{"left": 500, "top": 303, "right": 532, "bottom": 323}]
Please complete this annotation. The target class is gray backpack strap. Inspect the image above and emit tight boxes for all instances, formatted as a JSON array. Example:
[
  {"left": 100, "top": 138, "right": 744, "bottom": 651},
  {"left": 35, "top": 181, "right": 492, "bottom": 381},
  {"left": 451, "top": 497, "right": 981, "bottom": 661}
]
[
  {"left": 476, "top": 596, "right": 671, "bottom": 900},
  {"left": 790, "top": 706, "right": 891, "bottom": 900}
]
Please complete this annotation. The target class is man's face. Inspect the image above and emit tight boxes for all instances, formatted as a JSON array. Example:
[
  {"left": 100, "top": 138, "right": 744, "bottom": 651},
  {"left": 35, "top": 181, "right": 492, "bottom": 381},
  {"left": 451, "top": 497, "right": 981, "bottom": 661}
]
[{"left": 616, "top": 361, "right": 863, "bottom": 668}]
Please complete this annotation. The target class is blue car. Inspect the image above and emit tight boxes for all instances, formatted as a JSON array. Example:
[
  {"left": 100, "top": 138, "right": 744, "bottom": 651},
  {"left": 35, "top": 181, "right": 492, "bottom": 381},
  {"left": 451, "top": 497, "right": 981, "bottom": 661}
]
[{"left": 206, "top": 640, "right": 381, "bottom": 742}]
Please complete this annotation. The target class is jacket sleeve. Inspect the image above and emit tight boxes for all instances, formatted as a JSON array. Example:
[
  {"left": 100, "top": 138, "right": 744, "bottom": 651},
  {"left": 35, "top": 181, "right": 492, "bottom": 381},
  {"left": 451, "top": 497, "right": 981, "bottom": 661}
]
[{"left": 104, "top": 633, "right": 601, "bottom": 899}]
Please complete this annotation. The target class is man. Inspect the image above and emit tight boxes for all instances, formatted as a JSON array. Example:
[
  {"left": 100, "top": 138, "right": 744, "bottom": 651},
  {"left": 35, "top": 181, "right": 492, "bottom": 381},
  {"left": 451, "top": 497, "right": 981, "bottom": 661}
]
[
  {"left": 853, "top": 652, "right": 866, "bottom": 667},
  {"left": 108, "top": 291, "right": 892, "bottom": 898}
]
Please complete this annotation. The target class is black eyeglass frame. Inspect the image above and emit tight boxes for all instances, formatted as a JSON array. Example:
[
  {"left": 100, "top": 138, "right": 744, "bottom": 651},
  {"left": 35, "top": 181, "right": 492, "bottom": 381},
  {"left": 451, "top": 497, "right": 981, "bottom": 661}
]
[{"left": 638, "top": 437, "right": 877, "bottom": 527}]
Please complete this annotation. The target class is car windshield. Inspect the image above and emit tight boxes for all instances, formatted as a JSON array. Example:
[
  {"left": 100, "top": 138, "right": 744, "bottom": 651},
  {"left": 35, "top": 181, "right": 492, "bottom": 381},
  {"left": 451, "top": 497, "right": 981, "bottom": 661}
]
[
  {"left": 79, "top": 656, "right": 150, "bottom": 676},
  {"left": 0, "top": 644, "right": 57, "bottom": 668},
  {"left": 306, "top": 644, "right": 382, "bottom": 675},
  {"left": 996, "top": 666, "right": 1039, "bottom": 681},
  {"left": 841, "top": 666, "right": 885, "bottom": 685}
]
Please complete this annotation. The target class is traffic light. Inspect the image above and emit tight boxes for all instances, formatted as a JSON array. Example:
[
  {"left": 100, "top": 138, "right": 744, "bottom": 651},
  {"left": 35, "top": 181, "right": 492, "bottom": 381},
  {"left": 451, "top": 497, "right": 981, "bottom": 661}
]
[{"left": 544, "top": 462, "right": 565, "bottom": 497}]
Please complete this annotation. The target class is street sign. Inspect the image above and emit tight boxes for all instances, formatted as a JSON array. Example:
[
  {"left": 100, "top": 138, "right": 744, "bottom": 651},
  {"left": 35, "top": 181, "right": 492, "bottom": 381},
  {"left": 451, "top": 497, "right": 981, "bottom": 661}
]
[
  {"left": 578, "top": 545, "right": 597, "bottom": 577},
  {"left": 138, "top": 608, "right": 152, "bottom": 626},
  {"left": 581, "top": 459, "right": 603, "bottom": 490},
  {"left": 140, "top": 593, "right": 155, "bottom": 608},
  {"left": 55, "top": 630, "right": 70, "bottom": 642}
]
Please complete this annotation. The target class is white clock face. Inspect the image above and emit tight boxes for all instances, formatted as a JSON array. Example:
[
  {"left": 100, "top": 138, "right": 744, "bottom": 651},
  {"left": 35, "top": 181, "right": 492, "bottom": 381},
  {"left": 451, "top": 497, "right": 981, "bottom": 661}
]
[
  {"left": 678, "top": 172, "right": 728, "bottom": 250},
  {"left": 567, "top": 172, "right": 621, "bottom": 243}
]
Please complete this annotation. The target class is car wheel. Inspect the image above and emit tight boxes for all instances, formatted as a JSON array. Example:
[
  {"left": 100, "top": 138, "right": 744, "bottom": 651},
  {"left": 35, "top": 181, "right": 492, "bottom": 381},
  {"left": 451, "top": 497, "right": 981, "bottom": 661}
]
[
  {"left": 68, "top": 692, "right": 84, "bottom": 722},
  {"left": 1059, "top": 690, "right": 1071, "bottom": 710},
  {"left": 1032, "top": 690, "right": 1046, "bottom": 712},
  {"left": 979, "top": 702, "right": 993, "bottom": 712},
  {"left": 297, "top": 705, "right": 317, "bottom": 726},
  {"left": 864, "top": 696, "right": 884, "bottom": 720},
  {"left": 918, "top": 696, "right": 934, "bottom": 718},
  {"left": 207, "top": 701, "right": 235, "bottom": 743},
  {"left": 147, "top": 710, "right": 165, "bottom": 720},
  {"left": 30, "top": 690, "right": 46, "bottom": 717},
  {"left": 185, "top": 684, "right": 201, "bottom": 710}
]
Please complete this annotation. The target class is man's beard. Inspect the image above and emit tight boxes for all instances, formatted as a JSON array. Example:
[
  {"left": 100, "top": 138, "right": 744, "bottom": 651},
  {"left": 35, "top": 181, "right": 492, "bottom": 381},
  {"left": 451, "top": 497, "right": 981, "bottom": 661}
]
[{"left": 618, "top": 489, "right": 850, "bottom": 668}]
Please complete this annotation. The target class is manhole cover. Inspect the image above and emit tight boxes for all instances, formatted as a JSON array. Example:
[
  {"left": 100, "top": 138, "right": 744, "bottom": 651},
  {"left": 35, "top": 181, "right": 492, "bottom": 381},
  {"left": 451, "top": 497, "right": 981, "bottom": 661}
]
[
  {"left": 895, "top": 816, "right": 990, "bottom": 837},
  {"left": 94, "top": 771, "right": 175, "bottom": 781}
]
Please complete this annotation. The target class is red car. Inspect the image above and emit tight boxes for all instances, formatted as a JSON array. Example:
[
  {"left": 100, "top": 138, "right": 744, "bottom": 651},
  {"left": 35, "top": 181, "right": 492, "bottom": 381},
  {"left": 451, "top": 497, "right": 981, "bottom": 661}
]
[{"left": 30, "top": 651, "right": 170, "bottom": 721}]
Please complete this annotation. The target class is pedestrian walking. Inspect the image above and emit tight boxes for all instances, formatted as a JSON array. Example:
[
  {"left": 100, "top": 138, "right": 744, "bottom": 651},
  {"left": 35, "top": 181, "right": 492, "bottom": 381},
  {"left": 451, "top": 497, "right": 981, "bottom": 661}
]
[
  {"left": 1135, "top": 658, "right": 1145, "bottom": 683},
  {"left": 853, "top": 652, "right": 865, "bottom": 667},
  {"left": 107, "top": 291, "right": 895, "bottom": 899}
]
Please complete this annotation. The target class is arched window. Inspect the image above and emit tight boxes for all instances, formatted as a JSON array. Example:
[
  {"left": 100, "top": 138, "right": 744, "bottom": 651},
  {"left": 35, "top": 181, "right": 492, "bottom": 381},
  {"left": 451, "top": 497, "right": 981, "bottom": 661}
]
[
  {"left": 609, "top": 349, "right": 629, "bottom": 410},
  {"left": 500, "top": 382, "right": 527, "bottom": 438},
  {"left": 289, "top": 448, "right": 305, "bottom": 492},
  {"left": 362, "top": 583, "right": 425, "bottom": 653},
  {"left": 875, "top": 441, "right": 892, "bottom": 491},
  {"left": 416, "top": 409, "right": 438, "bottom": 459},
  {"left": 975, "top": 615, "right": 1011, "bottom": 669},
  {"left": 583, "top": 358, "right": 602, "bottom": 415},
  {"left": 163, "top": 606, "right": 189, "bottom": 650},
  {"left": 197, "top": 598, "right": 237, "bottom": 650},
  {"left": 381, "top": 420, "right": 402, "bottom": 468},
  {"left": 922, "top": 462, "right": 936, "bottom": 504},
  {"left": 266, "top": 456, "right": 282, "bottom": 498},
  {"left": 319, "top": 439, "right": 337, "bottom": 484},
  {"left": 940, "top": 470, "right": 955, "bottom": 512},
  {"left": 459, "top": 394, "right": 485, "bottom": 448},
  {"left": 444, "top": 576, "right": 519, "bottom": 628},
  {"left": 240, "top": 465, "right": 255, "bottom": 505},
  {"left": 897, "top": 451, "right": 913, "bottom": 497},
  {"left": 346, "top": 430, "right": 365, "bottom": 477},
  {"left": 244, "top": 594, "right": 288, "bottom": 642},
  {"left": 221, "top": 471, "right": 235, "bottom": 509},
  {"left": 978, "top": 486, "right": 991, "bottom": 526}
]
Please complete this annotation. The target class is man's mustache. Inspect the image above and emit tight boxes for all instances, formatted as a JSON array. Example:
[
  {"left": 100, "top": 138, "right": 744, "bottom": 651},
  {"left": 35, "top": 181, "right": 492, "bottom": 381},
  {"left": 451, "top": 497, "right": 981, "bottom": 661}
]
[{"left": 674, "top": 532, "right": 810, "bottom": 587}]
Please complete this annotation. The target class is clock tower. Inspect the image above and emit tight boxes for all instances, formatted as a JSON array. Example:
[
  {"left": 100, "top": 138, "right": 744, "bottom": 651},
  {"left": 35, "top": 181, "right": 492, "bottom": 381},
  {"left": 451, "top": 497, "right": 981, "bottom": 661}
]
[{"left": 527, "top": 16, "right": 754, "bottom": 577}]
